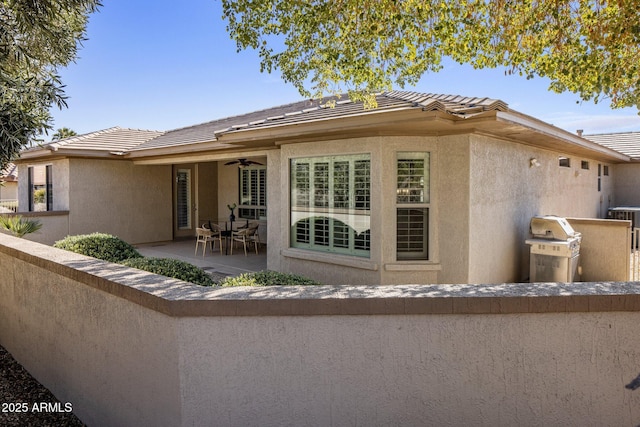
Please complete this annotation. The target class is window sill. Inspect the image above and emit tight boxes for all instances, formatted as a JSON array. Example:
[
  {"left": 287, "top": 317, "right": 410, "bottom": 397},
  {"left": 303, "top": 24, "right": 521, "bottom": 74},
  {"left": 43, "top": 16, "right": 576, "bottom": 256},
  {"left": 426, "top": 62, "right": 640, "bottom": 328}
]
[
  {"left": 384, "top": 262, "right": 442, "bottom": 272},
  {"left": 15, "top": 210, "right": 69, "bottom": 217},
  {"left": 281, "top": 248, "right": 379, "bottom": 271}
]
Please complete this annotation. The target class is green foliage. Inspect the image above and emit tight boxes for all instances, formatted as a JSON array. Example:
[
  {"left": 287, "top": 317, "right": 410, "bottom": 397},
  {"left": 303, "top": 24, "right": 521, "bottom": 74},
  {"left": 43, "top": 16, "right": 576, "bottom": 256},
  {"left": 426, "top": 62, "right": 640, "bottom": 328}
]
[
  {"left": 220, "top": 270, "right": 320, "bottom": 287},
  {"left": 53, "top": 233, "right": 142, "bottom": 263},
  {"left": 222, "top": 0, "right": 640, "bottom": 110},
  {"left": 0, "top": 215, "right": 42, "bottom": 238},
  {"left": 0, "top": 0, "right": 101, "bottom": 171},
  {"left": 51, "top": 127, "right": 77, "bottom": 141},
  {"left": 121, "top": 257, "right": 214, "bottom": 287},
  {"left": 32, "top": 189, "right": 46, "bottom": 204}
]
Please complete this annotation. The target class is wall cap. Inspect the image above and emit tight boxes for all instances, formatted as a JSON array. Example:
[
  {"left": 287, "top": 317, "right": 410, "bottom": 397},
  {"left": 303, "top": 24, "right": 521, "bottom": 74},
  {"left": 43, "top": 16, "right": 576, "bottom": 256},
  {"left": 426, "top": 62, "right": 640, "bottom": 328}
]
[{"left": 2, "top": 233, "right": 640, "bottom": 317}]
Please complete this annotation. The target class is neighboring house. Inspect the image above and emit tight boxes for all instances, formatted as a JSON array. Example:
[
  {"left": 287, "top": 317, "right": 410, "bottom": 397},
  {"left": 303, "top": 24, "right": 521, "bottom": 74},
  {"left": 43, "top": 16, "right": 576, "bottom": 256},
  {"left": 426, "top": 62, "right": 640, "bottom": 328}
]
[
  {"left": 0, "top": 162, "right": 18, "bottom": 199},
  {"left": 12, "top": 91, "right": 636, "bottom": 285},
  {"left": 583, "top": 132, "right": 640, "bottom": 207},
  {"left": 0, "top": 163, "right": 18, "bottom": 212},
  {"left": 16, "top": 127, "right": 167, "bottom": 243}
]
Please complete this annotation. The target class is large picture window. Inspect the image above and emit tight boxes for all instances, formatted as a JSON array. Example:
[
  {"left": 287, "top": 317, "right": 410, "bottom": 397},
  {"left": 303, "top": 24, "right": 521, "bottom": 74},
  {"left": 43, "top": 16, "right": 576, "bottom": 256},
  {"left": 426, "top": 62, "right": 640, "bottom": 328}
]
[
  {"left": 290, "top": 154, "right": 370, "bottom": 257},
  {"left": 239, "top": 166, "right": 266, "bottom": 219},
  {"left": 396, "top": 152, "right": 430, "bottom": 260},
  {"left": 28, "top": 165, "right": 52, "bottom": 212}
]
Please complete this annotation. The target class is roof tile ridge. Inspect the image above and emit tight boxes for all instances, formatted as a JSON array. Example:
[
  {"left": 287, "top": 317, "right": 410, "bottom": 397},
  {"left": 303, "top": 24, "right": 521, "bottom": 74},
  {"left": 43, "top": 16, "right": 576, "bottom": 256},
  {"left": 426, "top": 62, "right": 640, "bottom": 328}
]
[
  {"left": 163, "top": 97, "right": 334, "bottom": 134},
  {"left": 48, "top": 126, "right": 122, "bottom": 148},
  {"left": 584, "top": 131, "right": 640, "bottom": 137}
]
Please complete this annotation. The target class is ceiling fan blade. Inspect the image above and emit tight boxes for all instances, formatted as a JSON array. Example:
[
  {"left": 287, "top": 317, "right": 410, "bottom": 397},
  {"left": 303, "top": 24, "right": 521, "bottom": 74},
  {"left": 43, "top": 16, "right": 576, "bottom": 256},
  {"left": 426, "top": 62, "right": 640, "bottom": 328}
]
[
  {"left": 247, "top": 160, "right": 263, "bottom": 166},
  {"left": 224, "top": 160, "right": 239, "bottom": 165}
]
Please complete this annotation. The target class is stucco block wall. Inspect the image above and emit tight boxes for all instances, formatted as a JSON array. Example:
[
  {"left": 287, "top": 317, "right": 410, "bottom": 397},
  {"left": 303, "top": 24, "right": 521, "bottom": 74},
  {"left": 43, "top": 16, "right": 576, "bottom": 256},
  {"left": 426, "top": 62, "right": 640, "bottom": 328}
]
[
  {"left": 567, "top": 218, "right": 631, "bottom": 281},
  {"left": 68, "top": 159, "right": 172, "bottom": 244},
  {"left": 469, "top": 135, "right": 615, "bottom": 283},
  {"left": 3, "top": 234, "right": 640, "bottom": 426},
  {"left": 0, "top": 237, "right": 181, "bottom": 427}
]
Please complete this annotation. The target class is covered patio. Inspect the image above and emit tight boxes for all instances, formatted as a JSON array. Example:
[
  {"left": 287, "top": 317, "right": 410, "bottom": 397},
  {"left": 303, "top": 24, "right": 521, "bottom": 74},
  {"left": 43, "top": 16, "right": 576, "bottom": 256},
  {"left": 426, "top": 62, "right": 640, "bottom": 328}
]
[{"left": 135, "top": 238, "right": 267, "bottom": 282}]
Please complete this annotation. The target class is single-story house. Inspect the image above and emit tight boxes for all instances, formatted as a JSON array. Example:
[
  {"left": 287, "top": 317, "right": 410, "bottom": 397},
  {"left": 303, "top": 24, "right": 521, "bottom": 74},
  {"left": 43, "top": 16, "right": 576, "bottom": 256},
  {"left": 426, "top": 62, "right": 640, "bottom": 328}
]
[
  {"left": 11, "top": 91, "right": 638, "bottom": 285},
  {"left": 0, "top": 162, "right": 18, "bottom": 202}
]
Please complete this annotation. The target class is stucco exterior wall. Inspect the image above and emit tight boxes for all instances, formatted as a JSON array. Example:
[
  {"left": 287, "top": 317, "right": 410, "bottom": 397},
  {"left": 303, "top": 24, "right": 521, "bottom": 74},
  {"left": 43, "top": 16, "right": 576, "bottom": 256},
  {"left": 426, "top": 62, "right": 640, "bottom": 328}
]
[
  {"left": 196, "top": 162, "right": 218, "bottom": 225},
  {"left": 68, "top": 159, "right": 172, "bottom": 244},
  {"left": 0, "top": 180, "right": 17, "bottom": 200},
  {"left": 432, "top": 135, "right": 471, "bottom": 284},
  {"left": 267, "top": 150, "right": 282, "bottom": 272},
  {"left": 217, "top": 161, "right": 238, "bottom": 221},
  {"left": 468, "top": 135, "right": 616, "bottom": 283},
  {"left": 613, "top": 163, "right": 640, "bottom": 207},
  {"left": 17, "top": 159, "right": 70, "bottom": 211},
  {"left": 2, "top": 234, "right": 640, "bottom": 427}
]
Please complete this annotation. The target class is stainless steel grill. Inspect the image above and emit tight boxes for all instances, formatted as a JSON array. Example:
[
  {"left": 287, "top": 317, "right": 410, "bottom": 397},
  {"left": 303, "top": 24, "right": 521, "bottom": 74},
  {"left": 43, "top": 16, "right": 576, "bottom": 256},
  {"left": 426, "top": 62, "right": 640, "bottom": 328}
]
[{"left": 526, "top": 216, "right": 582, "bottom": 282}]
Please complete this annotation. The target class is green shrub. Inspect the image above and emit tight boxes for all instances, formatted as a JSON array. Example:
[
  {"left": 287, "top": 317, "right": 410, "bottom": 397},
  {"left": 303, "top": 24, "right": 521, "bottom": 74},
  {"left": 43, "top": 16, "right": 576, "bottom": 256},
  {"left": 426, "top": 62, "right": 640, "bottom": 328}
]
[
  {"left": 54, "top": 233, "right": 142, "bottom": 263},
  {"left": 121, "top": 257, "right": 214, "bottom": 287},
  {"left": 0, "top": 215, "right": 42, "bottom": 238},
  {"left": 220, "top": 270, "right": 320, "bottom": 287}
]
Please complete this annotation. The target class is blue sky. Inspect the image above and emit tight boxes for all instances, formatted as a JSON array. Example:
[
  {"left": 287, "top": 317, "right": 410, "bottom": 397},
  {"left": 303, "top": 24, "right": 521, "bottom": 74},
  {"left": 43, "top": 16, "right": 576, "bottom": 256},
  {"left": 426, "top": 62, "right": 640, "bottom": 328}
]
[{"left": 50, "top": 0, "right": 640, "bottom": 139}]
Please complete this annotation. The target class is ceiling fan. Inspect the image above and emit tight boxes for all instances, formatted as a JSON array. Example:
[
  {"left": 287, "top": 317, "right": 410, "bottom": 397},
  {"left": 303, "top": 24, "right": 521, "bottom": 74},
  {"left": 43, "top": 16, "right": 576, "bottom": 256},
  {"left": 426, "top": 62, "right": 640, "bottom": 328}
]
[{"left": 224, "top": 158, "right": 263, "bottom": 167}]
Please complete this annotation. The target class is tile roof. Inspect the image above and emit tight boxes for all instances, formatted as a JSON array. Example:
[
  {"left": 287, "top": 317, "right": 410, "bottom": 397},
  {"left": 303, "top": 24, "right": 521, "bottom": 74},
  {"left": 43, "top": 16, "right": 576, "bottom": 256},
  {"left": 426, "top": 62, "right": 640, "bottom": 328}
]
[
  {"left": 583, "top": 132, "right": 640, "bottom": 160},
  {"left": 131, "top": 91, "right": 509, "bottom": 152},
  {"left": 44, "top": 126, "right": 165, "bottom": 153},
  {"left": 0, "top": 162, "right": 17, "bottom": 180}
]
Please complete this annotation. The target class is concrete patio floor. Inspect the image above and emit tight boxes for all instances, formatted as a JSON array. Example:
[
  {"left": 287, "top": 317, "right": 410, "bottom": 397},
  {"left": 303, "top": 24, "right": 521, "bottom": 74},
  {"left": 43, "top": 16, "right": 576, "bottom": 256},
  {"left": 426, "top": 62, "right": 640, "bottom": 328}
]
[{"left": 135, "top": 238, "right": 267, "bottom": 279}]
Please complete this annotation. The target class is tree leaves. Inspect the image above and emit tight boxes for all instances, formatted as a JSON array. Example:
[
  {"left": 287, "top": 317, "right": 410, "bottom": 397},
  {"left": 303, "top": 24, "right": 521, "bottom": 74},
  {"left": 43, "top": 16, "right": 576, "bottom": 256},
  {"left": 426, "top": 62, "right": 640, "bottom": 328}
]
[
  {"left": 221, "top": 0, "right": 640, "bottom": 111},
  {"left": 0, "top": 0, "right": 100, "bottom": 171}
]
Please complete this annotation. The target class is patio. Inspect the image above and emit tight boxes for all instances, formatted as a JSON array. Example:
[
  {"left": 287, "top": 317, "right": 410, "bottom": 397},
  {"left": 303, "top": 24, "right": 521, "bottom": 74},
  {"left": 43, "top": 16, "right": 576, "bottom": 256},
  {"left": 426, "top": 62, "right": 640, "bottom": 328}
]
[{"left": 135, "top": 237, "right": 266, "bottom": 281}]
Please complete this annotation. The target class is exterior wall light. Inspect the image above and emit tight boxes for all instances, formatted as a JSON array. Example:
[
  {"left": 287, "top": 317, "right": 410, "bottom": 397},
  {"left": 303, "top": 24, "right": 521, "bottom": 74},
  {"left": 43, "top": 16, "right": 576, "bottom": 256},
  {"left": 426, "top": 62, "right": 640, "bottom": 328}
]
[{"left": 530, "top": 158, "right": 541, "bottom": 168}]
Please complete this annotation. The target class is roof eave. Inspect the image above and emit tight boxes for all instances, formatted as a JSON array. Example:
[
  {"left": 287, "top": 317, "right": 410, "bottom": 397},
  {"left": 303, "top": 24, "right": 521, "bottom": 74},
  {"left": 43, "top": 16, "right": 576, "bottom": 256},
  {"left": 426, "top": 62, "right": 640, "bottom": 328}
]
[{"left": 494, "top": 111, "right": 631, "bottom": 162}]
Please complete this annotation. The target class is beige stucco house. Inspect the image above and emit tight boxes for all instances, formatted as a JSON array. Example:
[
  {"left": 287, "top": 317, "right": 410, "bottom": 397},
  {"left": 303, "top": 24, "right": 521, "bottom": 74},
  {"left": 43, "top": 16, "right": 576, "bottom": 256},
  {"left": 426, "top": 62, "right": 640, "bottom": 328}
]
[
  {"left": 10, "top": 91, "right": 638, "bottom": 285},
  {"left": 0, "top": 162, "right": 18, "bottom": 205}
]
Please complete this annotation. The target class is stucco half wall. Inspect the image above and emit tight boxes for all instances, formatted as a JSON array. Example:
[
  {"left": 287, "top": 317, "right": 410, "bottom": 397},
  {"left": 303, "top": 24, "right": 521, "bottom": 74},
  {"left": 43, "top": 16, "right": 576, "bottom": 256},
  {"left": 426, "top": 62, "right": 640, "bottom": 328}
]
[{"left": 2, "top": 234, "right": 640, "bottom": 426}]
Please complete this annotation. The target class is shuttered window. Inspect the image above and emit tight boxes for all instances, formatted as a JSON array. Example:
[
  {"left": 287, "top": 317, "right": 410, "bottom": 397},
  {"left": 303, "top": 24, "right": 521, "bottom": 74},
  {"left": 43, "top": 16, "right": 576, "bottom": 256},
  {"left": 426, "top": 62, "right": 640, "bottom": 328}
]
[
  {"left": 239, "top": 166, "right": 267, "bottom": 219},
  {"left": 176, "top": 169, "right": 191, "bottom": 229},
  {"left": 290, "top": 154, "right": 370, "bottom": 257},
  {"left": 396, "top": 153, "right": 430, "bottom": 260}
]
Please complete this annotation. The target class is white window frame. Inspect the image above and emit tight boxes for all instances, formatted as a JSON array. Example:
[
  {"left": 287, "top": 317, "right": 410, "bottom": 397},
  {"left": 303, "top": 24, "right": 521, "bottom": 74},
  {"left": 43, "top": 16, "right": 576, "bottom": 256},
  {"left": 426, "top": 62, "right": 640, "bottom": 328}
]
[
  {"left": 239, "top": 166, "right": 267, "bottom": 220},
  {"left": 290, "top": 154, "right": 371, "bottom": 257},
  {"left": 396, "top": 152, "right": 430, "bottom": 261}
]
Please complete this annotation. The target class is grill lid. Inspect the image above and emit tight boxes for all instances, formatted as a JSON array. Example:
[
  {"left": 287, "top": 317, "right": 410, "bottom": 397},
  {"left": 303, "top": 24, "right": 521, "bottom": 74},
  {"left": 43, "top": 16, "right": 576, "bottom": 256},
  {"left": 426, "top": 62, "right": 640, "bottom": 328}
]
[{"left": 530, "top": 216, "right": 577, "bottom": 240}]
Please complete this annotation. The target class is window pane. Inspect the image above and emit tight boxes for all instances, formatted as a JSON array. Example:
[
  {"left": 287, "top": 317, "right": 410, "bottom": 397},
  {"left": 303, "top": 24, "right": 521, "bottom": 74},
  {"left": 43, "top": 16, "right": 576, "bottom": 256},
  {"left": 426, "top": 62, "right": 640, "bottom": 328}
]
[
  {"left": 314, "top": 163, "right": 329, "bottom": 207},
  {"left": 292, "top": 162, "right": 310, "bottom": 207},
  {"left": 397, "top": 208, "right": 428, "bottom": 260},
  {"left": 354, "top": 160, "right": 370, "bottom": 209},
  {"left": 176, "top": 169, "right": 191, "bottom": 229},
  {"left": 240, "top": 166, "right": 267, "bottom": 219},
  {"left": 397, "top": 153, "right": 429, "bottom": 204},
  {"left": 333, "top": 161, "right": 349, "bottom": 208},
  {"left": 314, "top": 217, "right": 330, "bottom": 246},
  {"left": 290, "top": 155, "right": 370, "bottom": 257}
]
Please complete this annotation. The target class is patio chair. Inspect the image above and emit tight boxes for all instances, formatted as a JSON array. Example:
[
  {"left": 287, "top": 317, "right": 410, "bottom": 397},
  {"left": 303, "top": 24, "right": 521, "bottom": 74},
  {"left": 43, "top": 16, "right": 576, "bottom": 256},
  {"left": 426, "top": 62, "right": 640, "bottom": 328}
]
[
  {"left": 195, "top": 225, "right": 224, "bottom": 256},
  {"left": 230, "top": 224, "right": 259, "bottom": 256}
]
